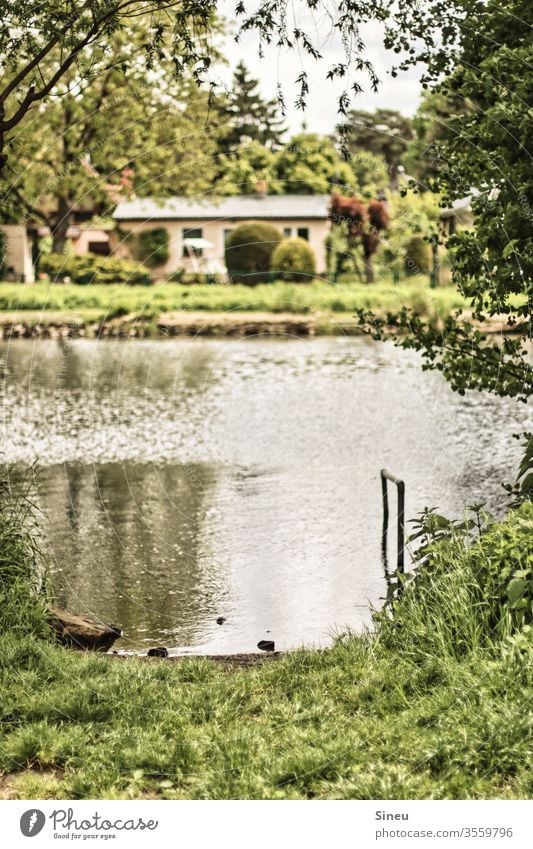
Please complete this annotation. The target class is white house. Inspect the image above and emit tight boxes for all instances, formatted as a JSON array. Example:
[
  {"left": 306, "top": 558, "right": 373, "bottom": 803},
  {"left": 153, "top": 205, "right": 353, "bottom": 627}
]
[{"left": 112, "top": 194, "right": 331, "bottom": 276}]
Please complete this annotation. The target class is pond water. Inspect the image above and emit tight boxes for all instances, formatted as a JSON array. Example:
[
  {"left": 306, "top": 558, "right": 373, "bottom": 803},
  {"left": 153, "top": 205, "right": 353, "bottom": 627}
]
[{"left": 1, "top": 336, "right": 530, "bottom": 653}]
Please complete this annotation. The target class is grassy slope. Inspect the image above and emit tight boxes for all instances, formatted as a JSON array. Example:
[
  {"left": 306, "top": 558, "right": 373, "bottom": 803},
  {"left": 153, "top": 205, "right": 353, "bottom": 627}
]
[
  {"left": 1, "top": 505, "right": 531, "bottom": 801},
  {"left": 0, "top": 280, "right": 466, "bottom": 320}
]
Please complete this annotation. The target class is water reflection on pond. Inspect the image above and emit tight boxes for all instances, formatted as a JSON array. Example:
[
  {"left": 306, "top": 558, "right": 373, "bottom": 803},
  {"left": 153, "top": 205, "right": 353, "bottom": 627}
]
[{"left": 1, "top": 337, "right": 529, "bottom": 652}]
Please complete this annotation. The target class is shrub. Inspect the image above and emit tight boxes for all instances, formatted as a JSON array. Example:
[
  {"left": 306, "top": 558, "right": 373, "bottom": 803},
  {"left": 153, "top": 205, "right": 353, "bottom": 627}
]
[
  {"left": 225, "top": 220, "right": 282, "bottom": 284},
  {"left": 40, "top": 253, "right": 152, "bottom": 285},
  {"left": 379, "top": 503, "right": 533, "bottom": 659},
  {"left": 404, "top": 234, "right": 431, "bottom": 274},
  {"left": 271, "top": 237, "right": 316, "bottom": 281},
  {"left": 167, "top": 271, "right": 226, "bottom": 285},
  {"left": 136, "top": 228, "right": 170, "bottom": 268},
  {"left": 467, "top": 504, "right": 533, "bottom": 634}
]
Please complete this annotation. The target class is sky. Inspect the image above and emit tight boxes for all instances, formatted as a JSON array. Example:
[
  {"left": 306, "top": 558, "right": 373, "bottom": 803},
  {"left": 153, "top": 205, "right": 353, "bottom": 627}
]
[{"left": 215, "top": 2, "right": 423, "bottom": 135}]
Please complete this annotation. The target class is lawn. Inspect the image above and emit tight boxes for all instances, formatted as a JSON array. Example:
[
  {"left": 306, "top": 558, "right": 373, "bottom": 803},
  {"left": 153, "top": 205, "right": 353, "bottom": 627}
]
[
  {"left": 1, "top": 499, "right": 531, "bottom": 801},
  {"left": 0, "top": 279, "right": 467, "bottom": 321}
]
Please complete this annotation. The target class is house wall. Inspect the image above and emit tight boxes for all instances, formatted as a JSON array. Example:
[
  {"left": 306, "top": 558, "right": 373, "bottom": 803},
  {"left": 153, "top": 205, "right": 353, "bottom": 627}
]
[
  {"left": 0, "top": 225, "right": 35, "bottom": 282},
  {"left": 113, "top": 218, "right": 330, "bottom": 276}
]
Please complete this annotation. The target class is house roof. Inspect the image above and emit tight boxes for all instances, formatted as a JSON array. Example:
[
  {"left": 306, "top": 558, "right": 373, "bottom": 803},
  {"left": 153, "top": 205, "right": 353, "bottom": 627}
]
[
  {"left": 440, "top": 195, "right": 474, "bottom": 219},
  {"left": 440, "top": 187, "right": 500, "bottom": 219},
  {"left": 113, "top": 195, "right": 331, "bottom": 222}
]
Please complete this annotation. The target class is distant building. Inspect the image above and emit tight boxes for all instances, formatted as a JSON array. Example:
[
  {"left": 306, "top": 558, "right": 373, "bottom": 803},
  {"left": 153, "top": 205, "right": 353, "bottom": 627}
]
[
  {"left": 439, "top": 195, "right": 475, "bottom": 236},
  {"left": 27, "top": 220, "right": 115, "bottom": 259},
  {"left": 0, "top": 224, "right": 35, "bottom": 282},
  {"left": 112, "top": 194, "right": 331, "bottom": 275}
]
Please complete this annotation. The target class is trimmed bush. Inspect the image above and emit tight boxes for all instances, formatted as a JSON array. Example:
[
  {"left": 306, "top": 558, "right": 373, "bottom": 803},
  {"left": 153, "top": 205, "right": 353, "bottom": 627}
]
[
  {"left": 225, "top": 220, "right": 282, "bottom": 284},
  {"left": 40, "top": 253, "right": 152, "bottom": 285},
  {"left": 404, "top": 234, "right": 431, "bottom": 274},
  {"left": 136, "top": 227, "right": 170, "bottom": 268},
  {"left": 271, "top": 237, "right": 316, "bottom": 281}
]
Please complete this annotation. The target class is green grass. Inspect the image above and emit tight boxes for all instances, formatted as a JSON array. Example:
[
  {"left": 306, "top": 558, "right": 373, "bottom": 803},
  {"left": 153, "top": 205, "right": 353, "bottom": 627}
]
[
  {"left": 0, "top": 279, "right": 467, "bottom": 320},
  {"left": 0, "top": 470, "right": 51, "bottom": 639},
  {"left": 0, "top": 490, "right": 531, "bottom": 800}
]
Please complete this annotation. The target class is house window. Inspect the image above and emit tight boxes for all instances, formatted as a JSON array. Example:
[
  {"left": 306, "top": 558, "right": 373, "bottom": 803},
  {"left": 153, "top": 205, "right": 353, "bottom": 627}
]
[
  {"left": 182, "top": 227, "right": 203, "bottom": 257},
  {"left": 297, "top": 227, "right": 309, "bottom": 241},
  {"left": 88, "top": 240, "right": 111, "bottom": 256},
  {"left": 223, "top": 228, "right": 234, "bottom": 247},
  {"left": 283, "top": 227, "right": 292, "bottom": 238}
]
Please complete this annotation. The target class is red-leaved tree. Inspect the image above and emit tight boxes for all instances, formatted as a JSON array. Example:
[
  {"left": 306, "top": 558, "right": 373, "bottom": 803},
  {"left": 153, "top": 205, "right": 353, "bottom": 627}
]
[{"left": 329, "top": 194, "right": 389, "bottom": 282}]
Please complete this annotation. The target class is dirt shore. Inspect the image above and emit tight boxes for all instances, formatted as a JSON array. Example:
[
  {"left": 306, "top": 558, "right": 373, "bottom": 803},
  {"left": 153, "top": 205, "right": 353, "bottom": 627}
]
[
  {"left": 0, "top": 310, "right": 345, "bottom": 338},
  {"left": 110, "top": 651, "right": 283, "bottom": 668},
  {"left": 0, "top": 309, "right": 516, "bottom": 339}
]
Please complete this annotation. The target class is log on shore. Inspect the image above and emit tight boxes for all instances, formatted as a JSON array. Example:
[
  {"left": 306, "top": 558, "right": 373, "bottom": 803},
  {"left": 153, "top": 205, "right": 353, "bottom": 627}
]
[{"left": 48, "top": 607, "right": 122, "bottom": 652}]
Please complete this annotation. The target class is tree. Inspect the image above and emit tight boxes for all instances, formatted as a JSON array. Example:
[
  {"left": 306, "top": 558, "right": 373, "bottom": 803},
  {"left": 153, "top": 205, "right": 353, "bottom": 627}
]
[
  {"left": 346, "top": 150, "right": 390, "bottom": 198},
  {"left": 0, "top": 1, "right": 393, "bottom": 178},
  {"left": 216, "top": 61, "right": 286, "bottom": 155},
  {"left": 380, "top": 190, "right": 440, "bottom": 273},
  {"left": 330, "top": 194, "right": 389, "bottom": 283},
  {"left": 274, "top": 133, "right": 357, "bottom": 195},
  {"left": 214, "top": 132, "right": 388, "bottom": 197},
  {"left": 0, "top": 228, "right": 6, "bottom": 276},
  {"left": 215, "top": 141, "right": 282, "bottom": 196},
  {"left": 360, "top": 0, "right": 532, "bottom": 403},
  {"left": 0, "top": 1, "right": 221, "bottom": 176},
  {"left": 4, "top": 30, "right": 220, "bottom": 251},
  {"left": 403, "top": 91, "right": 473, "bottom": 187},
  {"left": 338, "top": 109, "right": 413, "bottom": 184}
]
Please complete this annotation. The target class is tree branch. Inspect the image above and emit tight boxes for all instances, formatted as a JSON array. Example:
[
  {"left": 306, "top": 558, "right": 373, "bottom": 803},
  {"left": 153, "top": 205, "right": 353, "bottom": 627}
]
[
  {"left": 7, "top": 184, "right": 52, "bottom": 228},
  {"left": 0, "top": 0, "right": 94, "bottom": 105}
]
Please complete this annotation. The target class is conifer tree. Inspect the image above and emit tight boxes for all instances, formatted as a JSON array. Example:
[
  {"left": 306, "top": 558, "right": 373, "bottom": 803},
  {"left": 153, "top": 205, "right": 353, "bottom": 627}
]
[{"left": 217, "top": 62, "right": 286, "bottom": 156}]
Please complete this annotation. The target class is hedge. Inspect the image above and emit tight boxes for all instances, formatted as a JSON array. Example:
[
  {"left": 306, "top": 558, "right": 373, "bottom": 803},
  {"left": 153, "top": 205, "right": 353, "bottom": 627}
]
[
  {"left": 40, "top": 253, "right": 152, "bottom": 285},
  {"left": 404, "top": 234, "right": 431, "bottom": 275},
  {"left": 271, "top": 237, "right": 316, "bottom": 281},
  {"left": 135, "top": 227, "right": 170, "bottom": 268},
  {"left": 225, "top": 220, "right": 282, "bottom": 284}
]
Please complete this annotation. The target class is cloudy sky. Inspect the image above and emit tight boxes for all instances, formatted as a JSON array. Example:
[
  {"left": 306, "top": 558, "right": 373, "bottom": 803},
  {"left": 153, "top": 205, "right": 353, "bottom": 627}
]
[{"left": 215, "top": 2, "right": 423, "bottom": 134}]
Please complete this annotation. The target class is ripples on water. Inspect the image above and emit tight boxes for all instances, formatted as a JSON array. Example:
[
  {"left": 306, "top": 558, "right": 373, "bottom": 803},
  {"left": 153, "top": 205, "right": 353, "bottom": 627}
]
[{"left": 1, "top": 337, "right": 530, "bottom": 652}]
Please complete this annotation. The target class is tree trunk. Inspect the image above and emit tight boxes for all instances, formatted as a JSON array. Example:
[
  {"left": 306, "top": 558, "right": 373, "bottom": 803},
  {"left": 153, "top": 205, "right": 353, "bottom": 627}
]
[
  {"left": 364, "top": 254, "right": 374, "bottom": 283},
  {"left": 51, "top": 200, "right": 72, "bottom": 253},
  {"left": 0, "top": 108, "right": 6, "bottom": 176}
]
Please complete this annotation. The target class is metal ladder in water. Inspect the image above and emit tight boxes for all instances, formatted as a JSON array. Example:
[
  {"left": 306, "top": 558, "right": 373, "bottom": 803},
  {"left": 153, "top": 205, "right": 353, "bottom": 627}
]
[{"left": 380, "top": 469, "right": 405, "bottom": 580}]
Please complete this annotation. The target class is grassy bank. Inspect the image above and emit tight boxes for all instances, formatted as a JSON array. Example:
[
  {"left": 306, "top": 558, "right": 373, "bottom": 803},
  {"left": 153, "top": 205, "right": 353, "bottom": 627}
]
[
  {"left": 0, "top": 280, "right": 466, "bottom": 321},
  {"left": 0, "top": 473, "right": 531, "bottom": 799}
]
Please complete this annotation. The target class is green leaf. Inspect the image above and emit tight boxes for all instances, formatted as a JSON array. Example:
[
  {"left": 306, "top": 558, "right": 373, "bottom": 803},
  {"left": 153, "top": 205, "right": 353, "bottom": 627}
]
[{"left": 507, "top": 578, "right": 528, "bottom": 604}]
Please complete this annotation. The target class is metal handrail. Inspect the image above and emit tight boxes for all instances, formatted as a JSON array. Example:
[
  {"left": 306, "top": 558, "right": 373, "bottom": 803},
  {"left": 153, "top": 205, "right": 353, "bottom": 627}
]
[{"left": 380, "top": 469, "right": 405, "bottom": 575}]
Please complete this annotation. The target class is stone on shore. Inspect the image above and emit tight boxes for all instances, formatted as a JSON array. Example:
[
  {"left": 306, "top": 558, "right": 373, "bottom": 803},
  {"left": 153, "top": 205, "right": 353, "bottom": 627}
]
[
  {"left": 48, "top": 607, "right": 122, "bottom": 652},
  {"left": 147, "top": 647, "right": 169, "bottom": 658}
]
